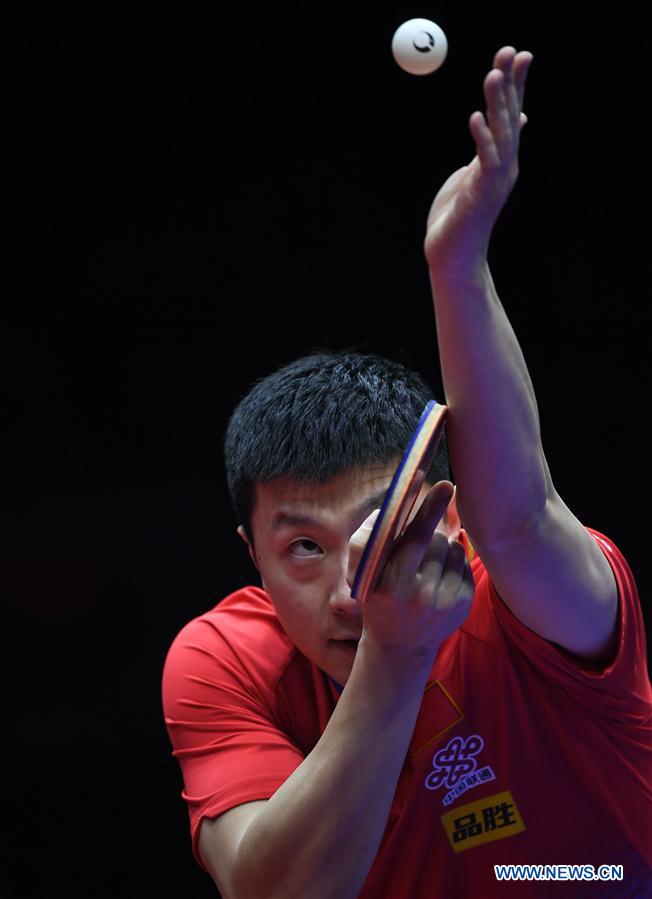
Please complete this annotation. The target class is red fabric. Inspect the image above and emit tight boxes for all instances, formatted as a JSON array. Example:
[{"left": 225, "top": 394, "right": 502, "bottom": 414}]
[{"left": 162, "top": 529, "right": 652, "bottom": 896}]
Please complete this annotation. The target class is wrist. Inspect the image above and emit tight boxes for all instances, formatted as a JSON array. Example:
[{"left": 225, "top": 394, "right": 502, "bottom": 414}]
[
  {"left": 428, "top": 256, "right": 491, "bottom": 292},
  {"left": 352, "top": 632, "right": 437, "bottom": 702}
]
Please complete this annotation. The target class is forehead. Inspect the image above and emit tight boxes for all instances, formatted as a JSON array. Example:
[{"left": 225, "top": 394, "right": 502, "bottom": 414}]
[{"left": 251, "top": 463, "right": 399, "bottom": 535}]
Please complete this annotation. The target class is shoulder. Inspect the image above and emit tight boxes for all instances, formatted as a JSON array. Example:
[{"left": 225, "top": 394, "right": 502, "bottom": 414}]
[
  {"left": 584, "top": 528, "right": 639, "bottom": 596},
  {"left": 468, "top": 525, "right": 640, "bottom": 616},
  {"left": 164, "top": 585, "right": 289, "bottom": 656},
  {"left": 469, "top": 529, "right": 649, "bottom": 689},
  {"left": 162, "top": 586, "right": 297, "bottom": 712}
]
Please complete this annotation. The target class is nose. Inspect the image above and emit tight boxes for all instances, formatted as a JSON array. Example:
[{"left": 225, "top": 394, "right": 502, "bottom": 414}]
[
  {"left": 329, "top": 580, "right": 362, "bottom": 619},
  {"left": 329, "top": 509, "right": 380, "bottom": 620}
]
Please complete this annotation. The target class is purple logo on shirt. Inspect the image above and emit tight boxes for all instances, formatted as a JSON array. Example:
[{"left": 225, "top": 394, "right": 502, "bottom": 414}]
[{"left": 425, "top": 733, "right": 496, "bottom": 804}]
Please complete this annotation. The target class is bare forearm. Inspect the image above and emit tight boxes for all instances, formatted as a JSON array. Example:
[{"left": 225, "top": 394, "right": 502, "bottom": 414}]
[
  {"left": 430, "top": 262, "right": 551, "bottom": 543},
  {"left": 232, "top": 642, "right": 432, "bottom": 899}
]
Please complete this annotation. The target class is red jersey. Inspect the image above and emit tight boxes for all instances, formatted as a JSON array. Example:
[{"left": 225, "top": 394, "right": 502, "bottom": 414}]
[{"left": 161, "top": 529, "right": 652, "bottom": 896}]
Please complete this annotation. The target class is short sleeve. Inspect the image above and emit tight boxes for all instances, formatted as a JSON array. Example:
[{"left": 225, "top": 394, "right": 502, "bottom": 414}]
[
  {"left": 161, "top": 614, "right": 305, "bottom": 871},
  {"left": 476, "top": 529, "right": 652, "bottom": 871},
  {"left": 486, "top": 528, "right": 651, "bottom": 718}
]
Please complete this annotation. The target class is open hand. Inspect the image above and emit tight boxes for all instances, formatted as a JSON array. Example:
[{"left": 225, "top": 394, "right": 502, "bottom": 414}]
[{"left": 424, "top": 47, "right": 533, "bottom": 278}]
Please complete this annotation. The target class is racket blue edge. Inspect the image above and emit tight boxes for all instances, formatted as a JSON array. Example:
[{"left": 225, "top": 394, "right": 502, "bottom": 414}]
[{"left": 351, "top": 400, "right": 447, "bottom": 600}]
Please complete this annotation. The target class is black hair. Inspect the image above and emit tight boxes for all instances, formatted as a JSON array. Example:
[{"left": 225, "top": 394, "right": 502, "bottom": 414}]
[{"left": 224, "top": 350, "right": 451, "bottom": 539}]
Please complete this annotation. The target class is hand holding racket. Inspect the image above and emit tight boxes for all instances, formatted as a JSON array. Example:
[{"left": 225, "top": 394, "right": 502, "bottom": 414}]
[
  {"left": 351, "top": 400, "right": 448, "bottom": 602},
  {"left": 349, "top": 402, "right": 475, "bottom": 660}
]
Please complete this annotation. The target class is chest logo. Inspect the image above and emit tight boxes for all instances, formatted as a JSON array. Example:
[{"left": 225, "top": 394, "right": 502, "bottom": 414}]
[
  {"left": 424, "top": 733, "right": 496, "bottom": 806},
  {"left": 441, "top": 790, "right": 526, "bottom": 852}
]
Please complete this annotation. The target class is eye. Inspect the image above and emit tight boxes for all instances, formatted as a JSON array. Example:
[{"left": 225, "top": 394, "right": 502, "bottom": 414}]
[{"left": 289, "top": 538, "right": 323, "bottom": 558}]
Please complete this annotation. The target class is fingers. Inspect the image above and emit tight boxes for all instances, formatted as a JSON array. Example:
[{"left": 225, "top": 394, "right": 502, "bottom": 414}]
[
  {"left": 382, "top": 481, "right": 454, "bottom": 589},
  {"left": 361, "top": 480, "right": 475, "bottom": 648},
  {"left": 493, "top": 47, "right": 533, "bottom": 126},
  {"left": 384, "top": 482, "right": 474, "bottom": 615},
  {"left": 512, "top": 51, "right": 534, "bottom": 110},
  {"left": 485, "top": 69, "right": 515, "bottom": 153},
  {"left": 469, "top": 110, "right": 500, "bottom": 170},
  {"left": 492, "top": 46, "right": 533, "bottom": 105},
  {"left": 347, "top": 508, "right": 380, "bottom": 587},
  {"left": 471, "top": 47, "right": 533, "bottom": 173},
  {"left": 421, "top": 537, "right": 474, "bottom": 609}
]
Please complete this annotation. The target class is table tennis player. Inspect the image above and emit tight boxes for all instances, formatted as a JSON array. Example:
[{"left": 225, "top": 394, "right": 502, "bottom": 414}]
[{"left": 162, "top": 47, "right": 652, "bottom": 897}]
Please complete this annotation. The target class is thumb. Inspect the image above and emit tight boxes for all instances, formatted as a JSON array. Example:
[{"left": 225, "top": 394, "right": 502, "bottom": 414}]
[{"left": 347, "top": 509, "right": 381, "bottom": 588}]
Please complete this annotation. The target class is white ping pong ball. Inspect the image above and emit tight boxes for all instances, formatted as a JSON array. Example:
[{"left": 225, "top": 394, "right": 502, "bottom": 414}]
[{"left": 391, "top": 18, "right": 448, "bottom": 75}]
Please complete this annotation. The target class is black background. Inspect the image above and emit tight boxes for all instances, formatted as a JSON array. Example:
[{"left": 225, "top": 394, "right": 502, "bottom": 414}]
[{"left": 4, "top": 3, "right": 649, "bottom": 897}]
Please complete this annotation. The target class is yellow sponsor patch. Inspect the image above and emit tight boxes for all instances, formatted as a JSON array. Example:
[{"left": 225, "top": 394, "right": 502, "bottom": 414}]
[{"left": 441, "top": 790, "right": 525, "bottom": 853}]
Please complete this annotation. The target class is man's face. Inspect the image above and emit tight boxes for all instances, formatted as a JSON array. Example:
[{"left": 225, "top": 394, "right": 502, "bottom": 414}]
[{"left": 242, "top": 463, "right": 456, "bottom": 686}]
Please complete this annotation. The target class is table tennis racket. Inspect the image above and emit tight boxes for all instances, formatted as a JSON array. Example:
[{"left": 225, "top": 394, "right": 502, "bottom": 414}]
[{"left": 351, "top": 400, "right": 448, "bottom": 603}]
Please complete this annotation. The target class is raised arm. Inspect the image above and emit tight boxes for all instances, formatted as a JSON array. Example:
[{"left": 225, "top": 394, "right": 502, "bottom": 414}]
[{"left": 425, "top": 47, "right": 617, "bottom": 660}]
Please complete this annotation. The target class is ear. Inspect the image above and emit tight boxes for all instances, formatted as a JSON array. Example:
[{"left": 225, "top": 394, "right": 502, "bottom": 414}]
[
  {"left": 442, "top": 485, "right": 462, "bottom": 540},
  {"left": 237, "top": 525, "right": 259, "bottom": 571}
]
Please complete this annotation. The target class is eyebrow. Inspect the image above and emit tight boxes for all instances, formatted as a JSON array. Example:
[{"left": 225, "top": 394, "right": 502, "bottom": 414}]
[{"left": 271, "top": 488, "right": 389, "bottom": 532}]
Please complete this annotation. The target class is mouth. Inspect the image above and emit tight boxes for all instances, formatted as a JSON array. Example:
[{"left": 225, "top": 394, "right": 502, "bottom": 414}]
[{"left": 331, "top": 638, "right": 361, "bottom": 651}]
